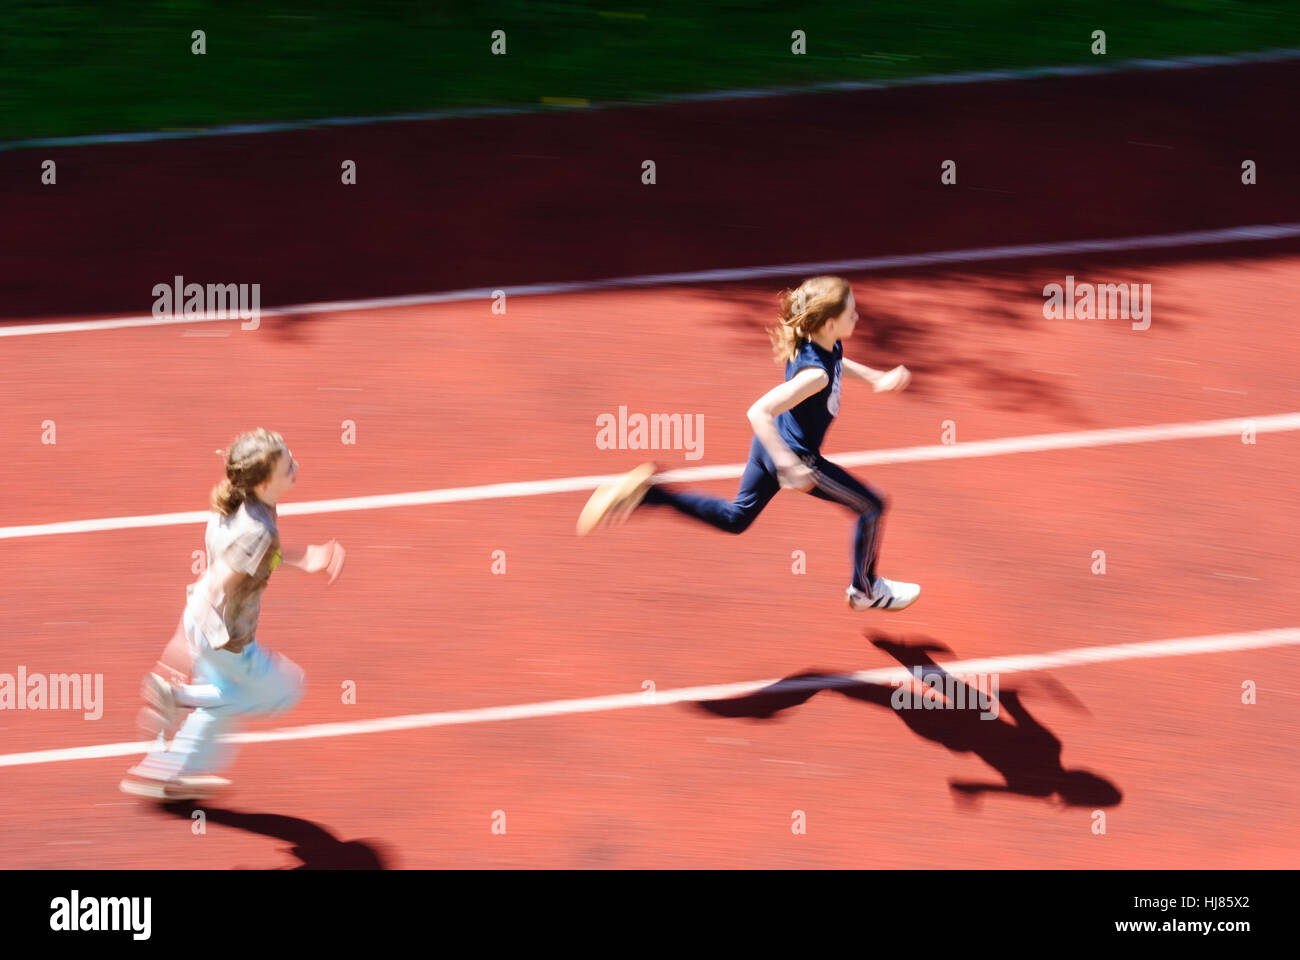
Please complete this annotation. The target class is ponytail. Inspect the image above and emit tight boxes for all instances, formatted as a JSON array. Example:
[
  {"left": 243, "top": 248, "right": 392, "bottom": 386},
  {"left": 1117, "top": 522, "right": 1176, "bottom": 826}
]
[
  {"left": 767, "top": 275, "right": 852, "bottom": 364},
  {"left": 210, "top": 477, "right": 247, "bottom": 516}
]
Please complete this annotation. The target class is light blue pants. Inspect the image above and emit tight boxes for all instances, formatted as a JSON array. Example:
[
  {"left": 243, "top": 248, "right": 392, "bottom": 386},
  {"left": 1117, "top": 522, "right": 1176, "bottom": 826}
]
[{"left": 133, "top": 608, "right": 305, "bottom": 779}]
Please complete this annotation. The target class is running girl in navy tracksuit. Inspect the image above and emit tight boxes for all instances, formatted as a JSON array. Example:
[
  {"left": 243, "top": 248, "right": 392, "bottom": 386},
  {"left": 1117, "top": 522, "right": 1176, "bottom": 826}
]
[{"left": 577, "top": 275, "right": 919, "bottom": 611}]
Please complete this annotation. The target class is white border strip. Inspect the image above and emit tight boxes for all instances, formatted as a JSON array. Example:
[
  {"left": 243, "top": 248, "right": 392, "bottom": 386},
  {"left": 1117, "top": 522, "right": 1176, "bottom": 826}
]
[
  {"left": 3, "top": 412, "right": 1296, "bottom": 541},
  {"left": 2, "top": 627, "right": 1296, "bottom": 769},
  {"left": 5, "top": 222, "right": 1300, "bottom": 338},
  {"left": 3, "top": 47, "right": 1298, "bottom": 153}
]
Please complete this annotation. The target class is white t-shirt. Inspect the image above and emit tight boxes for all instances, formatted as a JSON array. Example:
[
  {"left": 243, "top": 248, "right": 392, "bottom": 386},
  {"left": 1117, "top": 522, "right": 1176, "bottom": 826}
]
[{"left": 186, "top": 498, "right": 281, "bottom": 651}]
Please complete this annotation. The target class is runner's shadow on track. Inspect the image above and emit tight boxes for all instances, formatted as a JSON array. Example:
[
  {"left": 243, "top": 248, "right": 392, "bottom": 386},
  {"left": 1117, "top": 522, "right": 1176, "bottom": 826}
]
[
  {"left": 155, "top": 803, "right": 390, "bottom": 869},
  {"left": 692, "top": 633, "right": 1121, "bottom": 809}
]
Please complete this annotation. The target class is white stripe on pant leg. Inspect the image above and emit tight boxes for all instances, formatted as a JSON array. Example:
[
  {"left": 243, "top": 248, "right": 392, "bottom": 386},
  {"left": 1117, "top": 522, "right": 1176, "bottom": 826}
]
[
  {"left": 814, "top": 470, "right": 884, "bottom": 570},
  {"left": 810, "top": 467, "right": 878, "bottom": 517},
  {"left": 815, "top": 468, "right": 890, "bottom": 588},
  {"left": 808, "top": 469, "right": 868, "bottom": 512},
  {"left": 807, "top": 470, "right": 878, "bottom": 575},
  {"left": 864, "top": 512, "right": 883, "bottom": 588},
  {"left": 809, "top": 467, "right": 881, "bottom": 589},
  {"left": 859, "top": 513, "right": 878, "bottom": 588}
]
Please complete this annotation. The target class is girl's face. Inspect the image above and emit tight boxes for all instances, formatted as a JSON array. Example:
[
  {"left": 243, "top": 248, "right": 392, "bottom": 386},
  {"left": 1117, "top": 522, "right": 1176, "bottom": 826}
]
[
  {"left": 829, "top": 291, "right": 859, "bottom": 340},
  {"left": 257, "top": 447, "right": 298, "bottom": 503}
]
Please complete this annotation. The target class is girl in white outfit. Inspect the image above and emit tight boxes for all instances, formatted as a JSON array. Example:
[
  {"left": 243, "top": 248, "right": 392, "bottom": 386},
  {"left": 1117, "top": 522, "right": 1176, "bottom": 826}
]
[{"left": 122, "top": 428, "right": 344, "bottom": 801}]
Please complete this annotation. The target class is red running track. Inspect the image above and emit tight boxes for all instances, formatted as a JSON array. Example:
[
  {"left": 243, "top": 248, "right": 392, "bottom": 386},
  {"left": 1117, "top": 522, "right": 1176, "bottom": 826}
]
[
  {"left": 3, "top": 249, "right": 1298, "bottom": 868},
  {"left": 2, "top": 59, "right": 1298, "bottom": 867}
]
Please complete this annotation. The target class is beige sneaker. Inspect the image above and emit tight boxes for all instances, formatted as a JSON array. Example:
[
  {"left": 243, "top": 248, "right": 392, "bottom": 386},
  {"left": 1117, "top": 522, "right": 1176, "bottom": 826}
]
[
  {"left": 576, "top": 463, "right": 656, "bottom": 536},
  {"left": 137, "top": 673, "right": 178, "bottom": 738},
  {"left": 120, "top": 773, "right": 232, "bottom": 802}
]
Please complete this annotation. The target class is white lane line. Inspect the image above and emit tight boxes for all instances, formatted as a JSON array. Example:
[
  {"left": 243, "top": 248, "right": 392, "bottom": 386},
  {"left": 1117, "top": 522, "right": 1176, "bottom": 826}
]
[
  {"left": 4, "top": 222, "right": 1300, "bottom": 338},
  {"left": 3, "top": 47, "right": 1297, "bottom": 154},
  {"left": 3, "top": 412, "right": 1296, "bottom": 542},
  {"left": 2, "top": 627, "right": 1296, "bottom": 770}
]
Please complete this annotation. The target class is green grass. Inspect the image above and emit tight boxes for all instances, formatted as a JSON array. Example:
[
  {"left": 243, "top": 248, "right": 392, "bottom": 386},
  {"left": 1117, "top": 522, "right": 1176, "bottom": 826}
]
[{"left": 1, "top": 0, "right": 1298, "bottom": 141}]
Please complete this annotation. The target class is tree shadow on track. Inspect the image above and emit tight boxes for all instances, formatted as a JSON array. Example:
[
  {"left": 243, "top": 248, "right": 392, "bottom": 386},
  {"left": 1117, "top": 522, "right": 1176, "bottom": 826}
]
[
  {"left": 698, "top": 277, "right": 1091, "bottom": 424},
  {"left": 692, "top": 632, "right": 1121, "bottom": 809},
  {"left": 153, "top": 803, "right": 391, "bottom": 869},
  {"left": 691, "top": 241, "right": 1291, "bottom": 428}
]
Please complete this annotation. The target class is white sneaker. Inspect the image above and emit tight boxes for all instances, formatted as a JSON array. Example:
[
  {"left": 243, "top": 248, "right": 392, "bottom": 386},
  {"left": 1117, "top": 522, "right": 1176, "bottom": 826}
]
[{"left": 846, "top": 577, "right": 921, "bottom": 612}]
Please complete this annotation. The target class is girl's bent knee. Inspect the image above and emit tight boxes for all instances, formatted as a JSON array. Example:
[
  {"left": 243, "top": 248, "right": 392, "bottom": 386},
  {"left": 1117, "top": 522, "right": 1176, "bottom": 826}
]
[
  {"left": 286, "top": 666, "right": 306, "bottom": 704},
  {"left": 730, "top": 513, "right": 758, "bottom": 534},
  {"left": 265, "top": 658, "right": 306, "bottom": 714}
]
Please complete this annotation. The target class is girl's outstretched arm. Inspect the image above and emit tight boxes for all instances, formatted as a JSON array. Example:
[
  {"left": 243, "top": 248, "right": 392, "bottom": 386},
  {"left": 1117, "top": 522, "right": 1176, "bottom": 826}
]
[
  {"left": 281, "top": 539, "right": 346, "bottom": 584},
  {"left": 843, "top": 357, "right": 911, "bottom": 392},
  {"left": 747, "top": 367, "right": 828, "bottom": 490}
]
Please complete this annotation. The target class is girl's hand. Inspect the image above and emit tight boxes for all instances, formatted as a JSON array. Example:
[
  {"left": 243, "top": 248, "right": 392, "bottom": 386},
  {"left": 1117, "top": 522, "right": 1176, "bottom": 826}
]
[
  {"left": 778, "top": 462, "right": 816, "bottom": 491},
  {"left": 872, "top": 365, "right": 911, "bottom": 393},
  {"left": 301, "top": 540, "right": 346, "bottom": 583}
]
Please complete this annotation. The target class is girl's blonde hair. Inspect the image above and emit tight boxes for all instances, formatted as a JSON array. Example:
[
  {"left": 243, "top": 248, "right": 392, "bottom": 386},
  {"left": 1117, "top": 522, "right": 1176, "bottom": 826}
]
[
  {"left": 210, "top": 428, "right": 287, "bottom": 516},
  {"left": 767, "top": 275, "right": 852, "bottom": 364}
]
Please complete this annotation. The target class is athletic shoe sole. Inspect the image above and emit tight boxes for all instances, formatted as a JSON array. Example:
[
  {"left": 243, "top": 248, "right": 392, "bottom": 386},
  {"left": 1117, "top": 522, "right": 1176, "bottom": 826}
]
[
  {"left": 119, "top": 774, "right": 231, "bottom": 802},
  {"left": 576, "top": 463, "right": 656, "bottom": 536}
]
